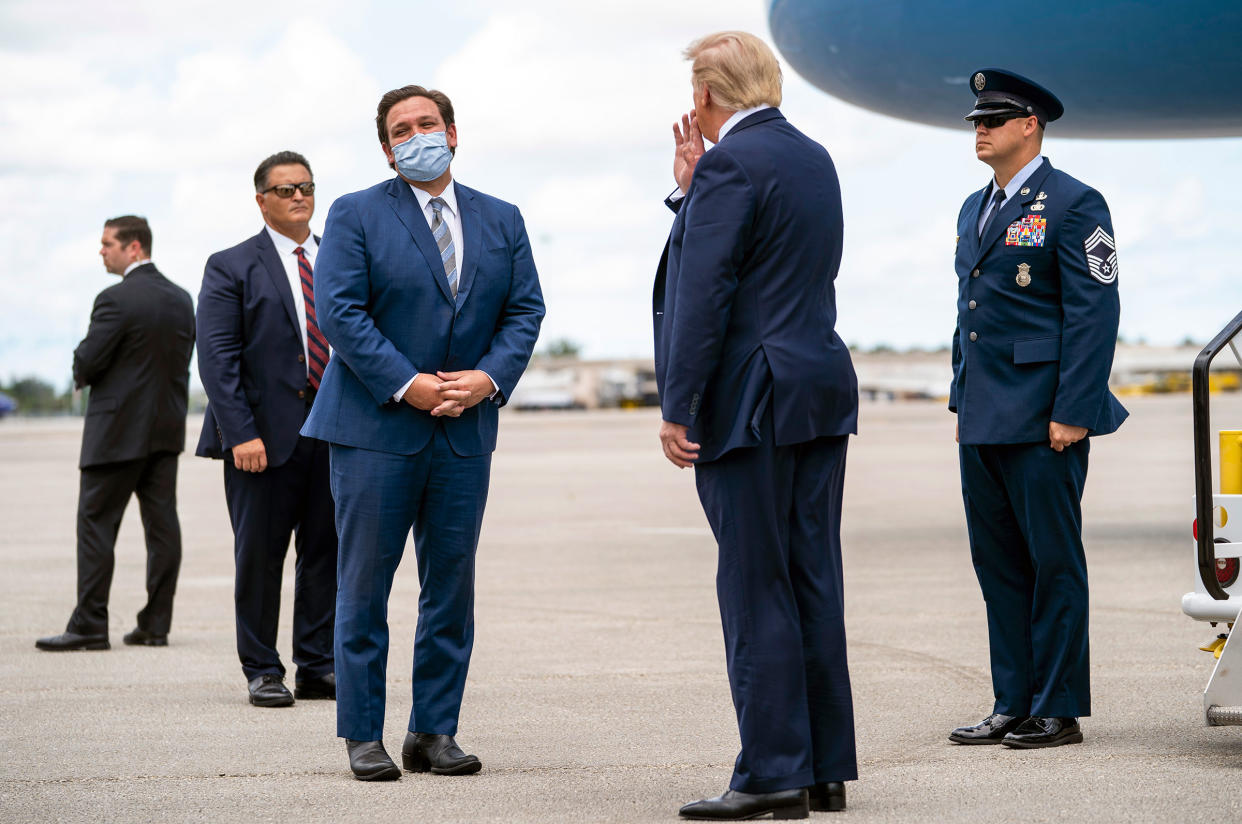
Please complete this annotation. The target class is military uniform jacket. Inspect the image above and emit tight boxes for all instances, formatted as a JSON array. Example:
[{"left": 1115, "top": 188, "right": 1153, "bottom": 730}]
[{"left": 950, "top": 158, "right": 1127, "bottom": 444}]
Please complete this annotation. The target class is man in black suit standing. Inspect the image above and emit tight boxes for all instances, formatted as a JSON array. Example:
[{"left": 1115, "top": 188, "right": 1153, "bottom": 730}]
[
  {"left": 37, "top": 216, "right": 195, "bottom": 651},
  {"left": 195, "top": 151, "right": 337, "bottom": 708}
]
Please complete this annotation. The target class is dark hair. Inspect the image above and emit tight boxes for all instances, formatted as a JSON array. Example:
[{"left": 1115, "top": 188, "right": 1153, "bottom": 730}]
[
  {"left": 375, "top": 85, "right": 455, "bottom": 145},
  {"left": 254, "top": 151, "right": 312, "bottom": 192},
  {"left": 104, "top": 216, "right": 152, "bottom": 256}
]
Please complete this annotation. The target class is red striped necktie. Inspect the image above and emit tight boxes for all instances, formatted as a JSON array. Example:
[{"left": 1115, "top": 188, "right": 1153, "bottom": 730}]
[{"left": 295, "top": 246, "right": 329, "bottom": 389}]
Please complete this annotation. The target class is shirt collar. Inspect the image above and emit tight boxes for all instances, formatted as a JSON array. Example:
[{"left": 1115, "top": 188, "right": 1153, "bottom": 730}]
[
  {"left": 717, "top": 105, "right": 773, "bottom": 143},
  {"left": 264, "top": 224, "right": 316, "bottom": 255},
  {"left": 123, "top": 259, "right": 151, "bottom": 276},
  {"left": 990, "top": 154, "right": 1046, "bottom": 202},
  {"left": 409, "top": 179, "right": 458, "bottom": 216}
]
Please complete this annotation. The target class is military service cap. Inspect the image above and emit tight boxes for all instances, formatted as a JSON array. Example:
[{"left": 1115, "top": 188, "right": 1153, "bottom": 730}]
[{"left": 965, "top": 68, "right": 1064, "bottom": 126}]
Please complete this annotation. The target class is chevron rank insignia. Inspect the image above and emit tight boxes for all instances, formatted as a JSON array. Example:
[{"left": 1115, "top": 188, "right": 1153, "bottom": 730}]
[{"left": 1083, "top": 226, "right": 1118, "bottom": 283}]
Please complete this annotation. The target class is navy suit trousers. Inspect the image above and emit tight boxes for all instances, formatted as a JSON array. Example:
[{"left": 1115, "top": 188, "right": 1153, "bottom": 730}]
[
  {"left": 959, "top": 440, "right": 1091, "bottom": 718},
  {"left": 330, "top": 426, "right": 491, "bottom": 741},
  {"left": 224, "top": 435, "right": 336, "bottom": 681},
  {"left": 694, "top": 414, "right": 857, "bottom": 794}
]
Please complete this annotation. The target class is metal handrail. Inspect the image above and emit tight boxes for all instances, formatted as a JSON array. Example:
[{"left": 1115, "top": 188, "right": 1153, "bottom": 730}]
[{"left": 1192, "top": 309, "right": 1242, "bottom": 601}]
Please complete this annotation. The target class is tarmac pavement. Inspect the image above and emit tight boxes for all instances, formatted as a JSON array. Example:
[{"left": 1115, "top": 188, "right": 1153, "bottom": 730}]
[{"left": 1, "top": 396, "right": 1240, "bottom": 822}]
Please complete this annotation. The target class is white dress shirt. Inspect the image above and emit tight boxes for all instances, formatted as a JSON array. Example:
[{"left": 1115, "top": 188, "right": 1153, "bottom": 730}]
[
  {"left": 716, "top": 104, "right": 773, "bottom": 143},
  {"left": 393, "top": 180, "right": 497, "bottom": 402},
  {"left": 123, "top": 258, "right": 152, "bottom": 276},
  {"left": 977, "top": 154, "right": 1046, "bottom": 236},
  {"left": 264, "top": 224, "right": 318, "bottom": 366}
]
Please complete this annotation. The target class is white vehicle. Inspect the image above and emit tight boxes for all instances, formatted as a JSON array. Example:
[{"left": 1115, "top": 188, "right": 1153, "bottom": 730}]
[{"left": 1183, "top": 317, "right": 1242, "bottom": 726}]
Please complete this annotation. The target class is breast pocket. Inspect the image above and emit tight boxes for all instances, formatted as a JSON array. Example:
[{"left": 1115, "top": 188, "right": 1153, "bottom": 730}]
[{"left": 1013, "top": 336, "right": 1061, "bottom": 364}]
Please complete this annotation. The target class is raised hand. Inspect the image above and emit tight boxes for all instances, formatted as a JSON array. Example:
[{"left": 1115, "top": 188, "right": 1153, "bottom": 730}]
[{"left": 673, "top": 110, "right": 705, "bottom": 195}]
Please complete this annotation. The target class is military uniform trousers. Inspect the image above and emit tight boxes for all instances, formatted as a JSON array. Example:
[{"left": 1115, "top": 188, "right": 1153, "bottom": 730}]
[
  {"left": 959, "top": 439, "right": 1091, "bottom": 718},
  {"left": 693, "top": 409, "right": 857, "bottom": 794},
  {"left": 224, "top": 434, "right": 336, "bottom": 682},
  {"left": 69, "top": 451, "right": 182, "bottom": 637},
  {"left": 330, "top": 424, "right": 491, "bottom": 742}
]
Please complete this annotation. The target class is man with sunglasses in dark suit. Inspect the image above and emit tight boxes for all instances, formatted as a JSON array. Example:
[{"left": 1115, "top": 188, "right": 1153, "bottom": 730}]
[
  {"left": 196, "top": 151, "right": 338, "bottom": 708},
  {"left": 948, "top": 69, "right": 1127, "bottom": 749}
]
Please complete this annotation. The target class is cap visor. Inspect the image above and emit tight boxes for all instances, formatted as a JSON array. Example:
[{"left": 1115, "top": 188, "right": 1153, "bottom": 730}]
[{"left": 964, "top": 106, "right": 1027, "bottom": 121}]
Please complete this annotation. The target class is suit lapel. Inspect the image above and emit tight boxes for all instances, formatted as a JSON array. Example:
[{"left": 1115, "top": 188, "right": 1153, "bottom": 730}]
[
  {"left": 454, "top": 184, "right": 482, "bottom": 311},
  {"left": 386, "top": 178, "right": 455, "bottom": 305},
  {"left": 255, "top": 229, "right": 300, "bottom": 333}
]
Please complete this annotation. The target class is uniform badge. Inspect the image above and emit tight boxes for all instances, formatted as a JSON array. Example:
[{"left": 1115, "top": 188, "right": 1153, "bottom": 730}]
[
  {"left": 1029, "top": 203, "right": 1045, "bottom": 211},
  {"left": 1006, "top": 215, "right": 1047, "bottom": 247},
  {"left": 1016, "top": 262, "right": 1032, "bottom": 287},
  {"left": 1019, "top": 187, "right": 1030, "bottom": 196},
  {"left": 1036, "top": 192, "right": 1048, "bottom": 200},
  {"left": 1083, "top": 225, "right": 1118, "bottom": 283},
  {"left": 974, "top": 72, "right": 986, "bottom": 91}
]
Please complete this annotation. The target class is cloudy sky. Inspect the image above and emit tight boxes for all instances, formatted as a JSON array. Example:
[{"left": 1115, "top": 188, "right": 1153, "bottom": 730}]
[{"left": 2, "top": 0, "right": 1239, "bottom": 388}]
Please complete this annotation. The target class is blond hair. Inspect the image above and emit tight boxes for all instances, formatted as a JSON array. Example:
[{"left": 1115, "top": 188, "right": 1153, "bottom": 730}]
[{"left": 684, "top": 31, "right": 782, "bottom": 110}]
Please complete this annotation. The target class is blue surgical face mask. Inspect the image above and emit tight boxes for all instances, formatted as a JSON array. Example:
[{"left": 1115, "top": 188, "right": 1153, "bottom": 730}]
[{"left": 392, "top": 131, "right": 453, "bottom": 182}]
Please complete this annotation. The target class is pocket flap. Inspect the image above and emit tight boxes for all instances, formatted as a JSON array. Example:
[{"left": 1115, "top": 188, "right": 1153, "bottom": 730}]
[
  {"left": 87, "top": 396, "right": 117, "bottom": 414},
  {"left": 1013, "top": 336, "right": 1062, "bottom": 364}
]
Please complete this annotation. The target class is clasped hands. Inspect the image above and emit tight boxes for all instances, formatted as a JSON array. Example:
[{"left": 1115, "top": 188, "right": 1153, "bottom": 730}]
[{"left": 403, "top": 370, "right": 493, "bottom": 417}]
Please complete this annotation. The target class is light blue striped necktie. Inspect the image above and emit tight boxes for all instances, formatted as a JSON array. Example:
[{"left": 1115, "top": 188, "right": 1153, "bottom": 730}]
[{"left": 429, "top": 197, "right": 458, "bottom": 299}]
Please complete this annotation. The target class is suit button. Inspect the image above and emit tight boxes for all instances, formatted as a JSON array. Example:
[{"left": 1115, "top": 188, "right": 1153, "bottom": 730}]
[
  {"left": 297, "top": 389, "right": 306, "bottom": 399},
  {"left": 968, "top": 300, "right": 977, "bottom": 310},
  {"left": 298, "top": 354, "right": 306, "bottom": 363},
  {"left": 969, "top": 331, "right": 978, "bottom": 342},
  {"left": 971, "top": 269, "right": 980, "bottom": 278}
]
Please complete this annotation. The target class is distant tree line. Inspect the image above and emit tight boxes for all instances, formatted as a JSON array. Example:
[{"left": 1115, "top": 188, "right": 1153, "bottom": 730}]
[{"left": 0, "top": 376, "right": 78, "bottom": 416}]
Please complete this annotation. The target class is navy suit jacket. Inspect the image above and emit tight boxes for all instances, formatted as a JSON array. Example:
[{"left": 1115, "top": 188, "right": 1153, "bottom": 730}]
[
  {"left": 654, "top": 108, "right": 857, "bottom": 463},
  {"left": 301, "top": 177, "right": 544, "bottom": 456},
  {"left": 950, "top": 158, "right": 1128, "bottom": 444},
  {"left": 196, "top": 228, "right": 321, "bottom": 468}
]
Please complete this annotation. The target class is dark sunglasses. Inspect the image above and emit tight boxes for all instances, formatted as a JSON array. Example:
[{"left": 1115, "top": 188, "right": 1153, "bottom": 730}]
[
  {"left": 262, "top": 182, "right": 316, "bottom": 198},
  {"left": 974, "top": 114, "right": 1025, "bottom": 130}
]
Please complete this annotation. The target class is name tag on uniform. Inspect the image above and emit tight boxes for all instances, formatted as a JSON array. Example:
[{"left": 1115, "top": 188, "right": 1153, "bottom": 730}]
[{"left": 1005, "top": 215, "right": 1047, "bottom": 247}]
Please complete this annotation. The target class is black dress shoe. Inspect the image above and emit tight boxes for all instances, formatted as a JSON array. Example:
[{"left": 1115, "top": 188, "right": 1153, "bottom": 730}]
[
  {"left": 1002, "top": 716, "right": 1082, "bottom": 749},
  {"left": 808, "top": 782, "right": 846, "bottom": 812},
  {"left": 35, "top": 632, "right": 109, "bottom": 651},
  {"left": 949, "top": 713, "right": 1025, "bottom": 744},
  {"left": 401, "top": 732, "right": 482, "bottom": 775},
  {"left": 294, "top": 673, "right": 336, "bottom": 700},
  {"left": 679, "top": 789, "right": 809, "bottom": 820},
  {"left": 346, "top": 739, "right": 401, "bottom": 781},
  {"left": 247, "top": 674, "right": 294, "bottom": 707},
  {"left": 122, "top": 628, "right": 167, "bottom": 647}
]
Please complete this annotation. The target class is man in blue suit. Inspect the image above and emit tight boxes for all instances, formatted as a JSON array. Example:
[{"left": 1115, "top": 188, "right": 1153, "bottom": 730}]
[
  {"left": 655, "top": 32, "right": 858, "bottom": 821},
  {"left": 947, "top": 70, "right": 1127, "bottom": 749},
  {"left": 302, "top": 85, "right": 544, "bottom": 781},
  {"left": 196, "top": 151, "right": 337, "bottom": 708}
]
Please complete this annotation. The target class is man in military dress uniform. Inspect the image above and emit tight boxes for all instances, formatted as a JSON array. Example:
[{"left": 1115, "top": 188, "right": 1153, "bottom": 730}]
[{"left": 947, "top": 69, "right": 1127, "bottom": 749}]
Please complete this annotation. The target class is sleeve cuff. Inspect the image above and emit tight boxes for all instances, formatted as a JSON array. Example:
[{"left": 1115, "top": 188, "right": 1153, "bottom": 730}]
[
  {"left": 480, "top": 371, "right": 500, "bottom": 400},
  {"left": 393, "top": 374, "right": 417, "bottom": 402}
]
